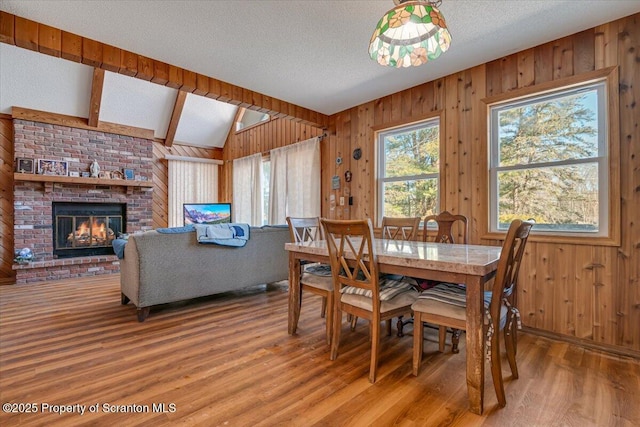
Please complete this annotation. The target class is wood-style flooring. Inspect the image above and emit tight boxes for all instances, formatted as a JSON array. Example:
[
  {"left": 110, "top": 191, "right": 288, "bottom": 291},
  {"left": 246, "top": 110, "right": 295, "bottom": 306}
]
[{"left": 0, "top": 275, "right": 638, "bottom": 426}]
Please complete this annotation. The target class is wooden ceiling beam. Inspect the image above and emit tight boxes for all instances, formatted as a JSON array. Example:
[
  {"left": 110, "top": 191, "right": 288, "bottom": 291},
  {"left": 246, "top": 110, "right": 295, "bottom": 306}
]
[
  {"left": 12, "top": 106, "right": 155, "bottom": 140},
  {"left": 165, "top": 90, "right": 188, "bottom": 147},
  {"left": 0, "top": 11, "right": 15, "bottom": 45},
  {"left": 60, "top": 31, "right": 81, "bottom": 62},
  {"left": 0, "top": 11, "right": 328, "bottom": 129},
  {"left": 82, "top": 38, "right": 102, "bottom": 67},
  {"left": 14, "top": 16, "right": 38, "bottom": 51},
  {"left": 88, "top": 68, "right": 105, "bottom": 127},
  {"left": 37, "top": 23, "right": 60, "bottom": 57},
  {"left": 102, "top": 44, "right": 121, "bottom": 72}
]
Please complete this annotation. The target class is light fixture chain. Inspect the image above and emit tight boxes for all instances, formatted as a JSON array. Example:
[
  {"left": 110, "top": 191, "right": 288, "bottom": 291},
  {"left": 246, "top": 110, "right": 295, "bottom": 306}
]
[{"left": 395, "top": 0, "right": 442, "bottom": 6}]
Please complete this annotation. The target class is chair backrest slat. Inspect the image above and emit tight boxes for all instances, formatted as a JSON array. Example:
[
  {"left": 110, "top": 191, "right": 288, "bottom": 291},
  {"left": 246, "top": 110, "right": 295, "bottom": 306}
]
[
  {"left": 381, "top": 216, "right": 421, "bottom": 241},
  {"left": 423, "top": 211, "right": 468, "bottom": 244},
  {"left": 321, "top": 219, "right": 380, "bottom": 303},
  {"left": 286, "top": 217, "right": 323, "bottom": 243}
]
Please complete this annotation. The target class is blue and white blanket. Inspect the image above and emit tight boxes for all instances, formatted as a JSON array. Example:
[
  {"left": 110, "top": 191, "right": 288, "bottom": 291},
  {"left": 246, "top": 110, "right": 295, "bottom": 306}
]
[
  {"left": 112, "top": 239, "right": 128, "bottom": 259},
  {"left": 195, "top": 223, "right": 250, "bottom": 247}
]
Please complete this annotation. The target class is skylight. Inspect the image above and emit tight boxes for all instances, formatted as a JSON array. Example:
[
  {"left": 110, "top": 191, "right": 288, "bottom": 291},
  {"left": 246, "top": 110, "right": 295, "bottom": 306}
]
[{"left": 236, "top": 108, "right": 270, "bottom": 131}]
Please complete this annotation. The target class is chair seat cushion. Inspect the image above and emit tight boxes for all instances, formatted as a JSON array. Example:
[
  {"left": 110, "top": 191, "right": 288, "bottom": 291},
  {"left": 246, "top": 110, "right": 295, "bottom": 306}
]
[
  {"left": 342, "top": 289, "right": 418, "bottom": 313},
  {"left": 417, "top": 282, "right": 470, "bottom": 307},
  {"left": 340, "top": 275, "right": 418, "bottom": 301},
  {"left": 412, "top": 283, "right": 507, "bottom": 329},
  {"left": 304, "top": 263, "right": 332, "bottom": 276},
  {"left": 300, "top": 272, "right": 333, "bottom": 291}
]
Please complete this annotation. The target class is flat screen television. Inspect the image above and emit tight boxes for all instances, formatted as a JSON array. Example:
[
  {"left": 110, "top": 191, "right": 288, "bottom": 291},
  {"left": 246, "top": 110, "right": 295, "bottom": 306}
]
[{"left": 183, "top": 203, "right": 232, "bottom": 225}]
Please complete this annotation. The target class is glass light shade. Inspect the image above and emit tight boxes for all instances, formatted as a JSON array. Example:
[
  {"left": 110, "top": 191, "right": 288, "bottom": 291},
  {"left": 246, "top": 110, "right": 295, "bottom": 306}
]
[{"left": 369, "top": 1, "right": 452, "bottom": 68}]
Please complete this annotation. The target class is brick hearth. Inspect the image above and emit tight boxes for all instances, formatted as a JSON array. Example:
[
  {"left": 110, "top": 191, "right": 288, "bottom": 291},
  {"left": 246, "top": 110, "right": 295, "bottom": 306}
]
[{"left": 12, "top": 119, "right": 153, "bottom": 284}]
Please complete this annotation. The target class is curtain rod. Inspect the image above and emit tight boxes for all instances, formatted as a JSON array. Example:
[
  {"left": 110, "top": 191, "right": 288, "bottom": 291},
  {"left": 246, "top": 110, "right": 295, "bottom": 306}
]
[
  {"left": 165, "top": 154, "right": 223, "bottom": 165},
  {"left": 258, "top": 133, "right": 327, "bottom": 156}
]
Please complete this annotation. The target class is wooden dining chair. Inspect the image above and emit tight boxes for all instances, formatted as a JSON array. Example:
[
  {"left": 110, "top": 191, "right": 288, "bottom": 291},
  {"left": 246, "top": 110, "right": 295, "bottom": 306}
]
[
  {"left": 321, "top": 218, "right": 418, "bottom": 383},
  {"left": 407, "top": 210, "right": 469, "bottom": 346},
  {"left": 411, "top": 219, "right": 533, "bottom": 407},
  {"left": 423, "top": 210, "right": 468, "bottom": 244},
  {"left": 375, "top": 216, "right": 420, "bottom": 334},
  {"left": 397, "top": 211, "right": 470, "bottom": 339},
  {"left": 286, "top": 217, "right": 334, "bottom": 345},
  {"left": 381, "top": 216, "right": 421, "bottom": 241}
]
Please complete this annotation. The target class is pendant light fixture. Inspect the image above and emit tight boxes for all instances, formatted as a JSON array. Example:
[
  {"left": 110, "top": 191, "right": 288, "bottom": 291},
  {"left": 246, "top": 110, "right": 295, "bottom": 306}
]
[{"left": 369, "top": 0, "right": 452, "bottom": 68}]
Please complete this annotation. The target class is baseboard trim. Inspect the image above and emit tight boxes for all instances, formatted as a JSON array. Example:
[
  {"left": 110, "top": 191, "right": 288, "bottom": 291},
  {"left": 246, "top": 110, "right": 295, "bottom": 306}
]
[
  {"left": 523, "top": 326, "right": 640, "bottom": 360},
  {"left": 0, "top": 277, "right": 17, "bottom": 286}
]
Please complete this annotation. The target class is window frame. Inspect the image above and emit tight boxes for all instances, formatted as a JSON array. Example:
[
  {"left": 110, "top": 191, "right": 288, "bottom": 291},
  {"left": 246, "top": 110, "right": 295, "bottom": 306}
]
[
  {"left": 482, "top": 67, "right": 620, "bottom": 246},
  {"left": 234, "top": 108, "right": 272, "bottom": 134},
  {"left": 375, "top": 113, "right": 443, "bottom": 227}
]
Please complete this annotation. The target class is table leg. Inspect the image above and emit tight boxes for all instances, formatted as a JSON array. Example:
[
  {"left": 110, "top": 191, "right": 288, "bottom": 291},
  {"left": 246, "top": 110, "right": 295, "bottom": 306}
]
[
  {"left": 288, "top": 254, "right": 301, "bottom": 335},
  {"left": 465, "top": 275, "right": 484, "bottom": 415}
]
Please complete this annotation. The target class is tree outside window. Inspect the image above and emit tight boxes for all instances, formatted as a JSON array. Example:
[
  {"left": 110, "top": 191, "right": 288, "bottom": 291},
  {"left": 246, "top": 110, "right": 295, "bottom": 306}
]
[
  {"left": 489, "top": 81, "right": 607, "bottom": 234},
  {"left": 377, "top": 118, "right": 440, "bottom": 224}
]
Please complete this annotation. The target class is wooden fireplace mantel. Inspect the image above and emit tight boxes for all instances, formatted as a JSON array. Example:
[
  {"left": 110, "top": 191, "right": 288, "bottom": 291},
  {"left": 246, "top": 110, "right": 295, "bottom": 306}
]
[{"left": 14, "top": 173, "right": 153, "bottom": 194}]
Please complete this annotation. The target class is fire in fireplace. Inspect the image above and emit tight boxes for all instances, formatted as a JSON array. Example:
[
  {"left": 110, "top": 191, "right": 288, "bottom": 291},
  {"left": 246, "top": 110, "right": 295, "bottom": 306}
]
[
  {"left": 64, "top": 217, "right": 116, "bottom": 247},
  {"left": 52, "top": 202, "right": 126, "bottom": 258}
]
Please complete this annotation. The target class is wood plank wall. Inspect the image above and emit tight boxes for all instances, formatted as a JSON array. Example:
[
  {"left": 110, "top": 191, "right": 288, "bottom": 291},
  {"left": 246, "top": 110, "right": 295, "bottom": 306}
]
[
  {"left": 220, "top": 14, "right": 640, "bottom": 354},
  {"left": 0, "top": 116, "right": 15, "bottom": 285},
  {"left": 220, "top": 118, "right": 324, "bottom": 202},
  {"left": 152, "top": 142, "right": 222, "bottom": 228}
]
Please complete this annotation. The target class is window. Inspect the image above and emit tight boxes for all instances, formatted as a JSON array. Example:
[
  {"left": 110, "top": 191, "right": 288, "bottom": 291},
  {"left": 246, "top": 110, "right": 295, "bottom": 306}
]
[
  {"left": 377, "top": 118, "right": 440, "bottom": 225},
  {"left": 236, "top": 109, "right": 270, "bottom": 132},
  {"left": 489, "top": 80, "right": 608, "bottom": 236}
]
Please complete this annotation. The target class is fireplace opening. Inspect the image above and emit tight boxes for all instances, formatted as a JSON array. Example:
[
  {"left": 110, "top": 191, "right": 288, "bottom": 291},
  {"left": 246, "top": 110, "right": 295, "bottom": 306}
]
[{"left": 52, "top": 202, "right": 126, "bottom": 258}]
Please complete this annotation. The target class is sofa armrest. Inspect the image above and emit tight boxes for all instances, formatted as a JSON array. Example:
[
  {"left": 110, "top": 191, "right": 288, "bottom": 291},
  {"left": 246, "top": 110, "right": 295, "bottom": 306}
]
[{"left": 119, "top": 237, "right": 141, "bottom": 306}]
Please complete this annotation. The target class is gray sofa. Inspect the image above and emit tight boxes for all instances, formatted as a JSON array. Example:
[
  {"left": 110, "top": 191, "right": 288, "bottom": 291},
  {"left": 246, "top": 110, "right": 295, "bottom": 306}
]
[{"left": 119, "top": 225, "right": 290, "bottom": 321}]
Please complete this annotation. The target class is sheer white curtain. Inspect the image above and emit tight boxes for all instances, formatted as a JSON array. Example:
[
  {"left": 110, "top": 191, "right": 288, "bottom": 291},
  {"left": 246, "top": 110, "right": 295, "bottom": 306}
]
[
  {"left": 167, "top": 157, "right": 220, "bottom": 227},
  {"left": 233, "top": 153, "right": 263, "bottom": 226},
  {"left": 269, "top": 137, "right": 321, "bottom": 225}
]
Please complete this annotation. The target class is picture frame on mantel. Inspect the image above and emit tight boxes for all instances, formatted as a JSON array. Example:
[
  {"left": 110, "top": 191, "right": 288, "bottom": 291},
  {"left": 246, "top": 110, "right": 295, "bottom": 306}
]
[
  {"left": 16, "top": 158, "right": 35, "bottom": 174},
  {"left": 38, "top": 159, "right": 68, "bottom": 176},
  {"left": 123, "top": 168, "right": 135, "bottom": 180}
]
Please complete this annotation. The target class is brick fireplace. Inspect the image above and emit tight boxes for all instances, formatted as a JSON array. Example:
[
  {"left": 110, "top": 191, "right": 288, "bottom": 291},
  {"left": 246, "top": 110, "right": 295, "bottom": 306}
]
[{"left": 12, "top": 119, "right": 153, "bottom": 284}]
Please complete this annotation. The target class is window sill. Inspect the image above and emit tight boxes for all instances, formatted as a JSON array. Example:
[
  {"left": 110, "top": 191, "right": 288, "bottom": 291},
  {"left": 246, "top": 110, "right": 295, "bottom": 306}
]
[{"left": 481, "top": 231, "right": 619, "bottom": 247}]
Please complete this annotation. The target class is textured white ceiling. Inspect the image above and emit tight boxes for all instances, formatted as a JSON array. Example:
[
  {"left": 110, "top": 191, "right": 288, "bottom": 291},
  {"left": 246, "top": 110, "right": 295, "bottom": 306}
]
[{"left": 1, "top": 0, "right": 638, "bottom": 116}]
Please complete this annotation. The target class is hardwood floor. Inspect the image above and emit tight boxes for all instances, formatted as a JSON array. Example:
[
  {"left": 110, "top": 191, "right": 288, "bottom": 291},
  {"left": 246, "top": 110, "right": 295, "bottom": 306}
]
[{"left": 0, "top": 275, "right": 638, "bottom": 426}]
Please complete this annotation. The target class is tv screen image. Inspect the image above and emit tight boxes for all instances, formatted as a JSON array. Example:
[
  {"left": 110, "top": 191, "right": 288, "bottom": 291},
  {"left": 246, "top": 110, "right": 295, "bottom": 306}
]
[{"left": 183, "top": 203, "right": 232, "bottom": 225}]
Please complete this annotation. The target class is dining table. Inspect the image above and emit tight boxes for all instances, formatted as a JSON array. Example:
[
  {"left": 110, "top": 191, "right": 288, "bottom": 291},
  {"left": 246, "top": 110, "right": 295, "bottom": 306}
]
[{"left": 285, "top": 237, "right": 503, "bottom": 415}]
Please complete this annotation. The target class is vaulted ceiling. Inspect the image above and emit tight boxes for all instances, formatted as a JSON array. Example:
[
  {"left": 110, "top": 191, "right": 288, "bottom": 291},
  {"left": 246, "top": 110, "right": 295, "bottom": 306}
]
[
  {"left": 1, "top": 1, "right": 639, "bottom": 148},
  {"left": 1, "top": 43, "right": 238, "bottom": 147}
]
